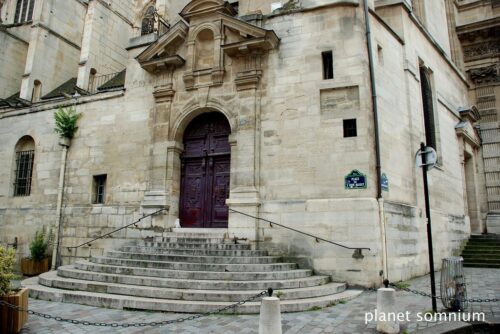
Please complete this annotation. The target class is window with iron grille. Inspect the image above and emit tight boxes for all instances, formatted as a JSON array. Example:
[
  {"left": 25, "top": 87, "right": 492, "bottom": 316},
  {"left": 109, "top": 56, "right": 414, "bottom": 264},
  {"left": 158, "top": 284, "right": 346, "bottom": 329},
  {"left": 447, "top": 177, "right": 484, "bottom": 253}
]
[
  {"left": 93, "top": 175, "right": 107, "bottom": 204},
  {"left": 141, "top": 6, "right": 156, "bottom": 35},
  {"left": 14, "top": 0, "right": 35, "bottom": 24},
  {"left": 14, "top": 150, "right": 34, "bottom": 196}
]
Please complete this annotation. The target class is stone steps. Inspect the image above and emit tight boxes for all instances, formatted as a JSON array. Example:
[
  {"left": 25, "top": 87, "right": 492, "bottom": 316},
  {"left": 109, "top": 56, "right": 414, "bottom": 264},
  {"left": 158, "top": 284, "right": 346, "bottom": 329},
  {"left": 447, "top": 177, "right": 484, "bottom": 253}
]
[
  {"left": 90, "top": 256, "right": 297, "bottom": 272},
  {"left": 56, "top": 267, "right": 330, "bottom": 290},
  {"left": 461, "top": 234, "right": 500, "bottom": 268},
  {"left": 22, "top": 232, "right": 362, "bottom": 313},
  {"left": 121, "top": 246, "right": 268, "bottom": 257},
  {"left": 74, "top": 261, "right": 313, "bottom": 281},
  {"left": 23, "top": 277, "right": 362, "bottom": 314},
  {"left": 39, "top": 271, "right": 344, "bottom": 302},
  {"left": 141, "top": 241, "right": 251, "bottom": 250},
  {"left": 105, "top": 250, "right": 281, "bottom": 264}
]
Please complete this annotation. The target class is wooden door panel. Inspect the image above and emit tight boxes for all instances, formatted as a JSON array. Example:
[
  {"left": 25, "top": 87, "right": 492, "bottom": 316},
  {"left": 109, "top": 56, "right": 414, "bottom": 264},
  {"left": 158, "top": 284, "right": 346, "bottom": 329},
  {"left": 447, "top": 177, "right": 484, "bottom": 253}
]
[
  {"left": 209, "top": 157, "right": 230, "bottom": 227},
  {"left": 180, "top": 113, "right": 231, "bottom": 228},
  {"left": 180, "top": 159, "right": 205, "bottom": 228}
]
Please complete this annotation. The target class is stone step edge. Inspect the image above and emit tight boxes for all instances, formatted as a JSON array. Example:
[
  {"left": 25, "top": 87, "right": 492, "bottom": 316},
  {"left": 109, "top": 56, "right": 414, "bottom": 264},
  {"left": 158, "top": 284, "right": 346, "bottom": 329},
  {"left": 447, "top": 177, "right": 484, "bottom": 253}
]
[
  {"left": 139, "top": 242, "right": 252, "bottom": 249},
  {"left": 121, "top": 246, "right": 268, "bottom": 255},
  {"left": 91, "top": 256, "right": 297, "bottom": 271},
  {"left": 56, "top": 267, "right": 330, "bottom": 288},
  {"left": 74, "top": 261, "right": 313, "bottom": 280},
  {"left": 23, "top": 277, "right": 363, "bottom": 314},
  {"left": 38, "top": 271, "right": 345, "bottom": 301},
  {"left": 106, "top": 250, "right": 280, "bottom": 262}
]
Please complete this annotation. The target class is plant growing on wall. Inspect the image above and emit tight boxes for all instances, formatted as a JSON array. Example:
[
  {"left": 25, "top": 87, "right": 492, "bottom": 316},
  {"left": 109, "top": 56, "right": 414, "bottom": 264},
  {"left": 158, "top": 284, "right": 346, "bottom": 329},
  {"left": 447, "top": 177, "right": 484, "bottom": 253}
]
[
  {"left": 0, "top": 246, "right": 16, "bottom": 296},
  {"left": 54, "top": 106, "right": 81, "bottom": 139}
]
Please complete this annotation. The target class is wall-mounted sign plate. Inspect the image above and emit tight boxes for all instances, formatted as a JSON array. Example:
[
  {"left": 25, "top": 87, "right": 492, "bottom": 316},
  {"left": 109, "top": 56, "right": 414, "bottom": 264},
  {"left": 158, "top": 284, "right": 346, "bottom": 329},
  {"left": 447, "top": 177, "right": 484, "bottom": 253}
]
[{"left": 345, "top": 170, "right": 367, "bottom": 189}]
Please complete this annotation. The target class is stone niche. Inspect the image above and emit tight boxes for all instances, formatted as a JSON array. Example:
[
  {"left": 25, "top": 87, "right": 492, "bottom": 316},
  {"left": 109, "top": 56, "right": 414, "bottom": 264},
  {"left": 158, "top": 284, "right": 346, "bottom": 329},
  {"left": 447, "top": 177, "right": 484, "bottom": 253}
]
[{"left": 320, "top": 85, "right": 360, "bottom": 120}]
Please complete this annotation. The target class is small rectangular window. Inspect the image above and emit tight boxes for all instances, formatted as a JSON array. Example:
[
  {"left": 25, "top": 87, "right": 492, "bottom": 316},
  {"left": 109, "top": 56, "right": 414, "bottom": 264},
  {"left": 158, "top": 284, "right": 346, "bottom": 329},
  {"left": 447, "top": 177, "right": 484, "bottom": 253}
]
[
  {"left": 377, "top": 45, "right": 384, "bottom": 66},
  {"left": 13, "top": 150, "right": 34, "bottom": 196},
  {"left": 93, "top": 175, "right": 107, "bottom": 204},
  {"left": 343, "top": 119, "right": 357, "bottom": 138},
  {"left": 322, "top": 51, "right": 334, "bottom": 80},
  {"left": 14, "top": 0, "right": 35, "bottom": 24}
]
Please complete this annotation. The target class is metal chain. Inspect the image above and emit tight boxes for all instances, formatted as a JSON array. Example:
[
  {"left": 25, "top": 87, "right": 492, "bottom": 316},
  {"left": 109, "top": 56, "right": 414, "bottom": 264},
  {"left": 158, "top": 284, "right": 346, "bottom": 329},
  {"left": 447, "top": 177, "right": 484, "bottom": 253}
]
[
  {"left": 388, "top": 283, "right": 499, "bottom": 303},
  {"left": 0, "top": 290, "right": 268, "bottom": 328}
]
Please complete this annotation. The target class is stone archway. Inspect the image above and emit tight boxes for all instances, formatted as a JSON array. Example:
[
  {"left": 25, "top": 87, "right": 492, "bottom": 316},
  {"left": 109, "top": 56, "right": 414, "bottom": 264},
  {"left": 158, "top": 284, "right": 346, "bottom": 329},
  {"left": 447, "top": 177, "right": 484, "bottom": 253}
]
[{"left": 179, "top": 112, "right": 231, "bottom": 228}]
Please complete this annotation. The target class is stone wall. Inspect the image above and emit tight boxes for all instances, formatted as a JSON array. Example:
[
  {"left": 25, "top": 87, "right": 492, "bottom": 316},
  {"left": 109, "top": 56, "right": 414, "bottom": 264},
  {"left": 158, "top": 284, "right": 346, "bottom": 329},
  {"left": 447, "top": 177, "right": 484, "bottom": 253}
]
[
  {"left": 77, "top": 0, "right": 134, "bottom": 89},
  {"left": 19, "top": 0, "right": 86, "bottom": 100},
  {"left": 0, "top": 30, "right": 28, "bottom": 97}
]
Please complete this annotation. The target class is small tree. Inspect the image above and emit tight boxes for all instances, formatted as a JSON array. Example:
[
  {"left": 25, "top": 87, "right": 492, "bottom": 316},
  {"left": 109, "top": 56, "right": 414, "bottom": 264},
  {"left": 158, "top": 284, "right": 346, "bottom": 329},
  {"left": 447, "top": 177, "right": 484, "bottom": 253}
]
[
  {"left": 54, "top": 106, "right": 81, "bottom": 139},
  {"left": 0, "top": 246, "right": 16, "bottom": 296},
  {"left": 29, "top": 228, "right": 53, "bottom": 261}
]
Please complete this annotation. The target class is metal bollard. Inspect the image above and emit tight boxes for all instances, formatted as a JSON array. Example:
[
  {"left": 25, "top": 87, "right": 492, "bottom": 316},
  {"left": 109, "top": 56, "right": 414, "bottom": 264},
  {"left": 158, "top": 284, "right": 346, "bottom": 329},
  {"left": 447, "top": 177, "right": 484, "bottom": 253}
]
[
  {"left": 259, "top": 296, "right": 282, "bottom": 334},
  {"left": 376, "top": 288, "right": 400, "bottom": 334}
]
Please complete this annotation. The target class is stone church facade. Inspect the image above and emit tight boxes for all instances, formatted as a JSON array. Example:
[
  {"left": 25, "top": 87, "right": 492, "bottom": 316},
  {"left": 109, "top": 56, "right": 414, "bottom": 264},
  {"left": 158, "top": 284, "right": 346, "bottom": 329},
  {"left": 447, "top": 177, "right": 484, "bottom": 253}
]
[{"left": 0, "top": 0, "right": 496, "bottom": 287}]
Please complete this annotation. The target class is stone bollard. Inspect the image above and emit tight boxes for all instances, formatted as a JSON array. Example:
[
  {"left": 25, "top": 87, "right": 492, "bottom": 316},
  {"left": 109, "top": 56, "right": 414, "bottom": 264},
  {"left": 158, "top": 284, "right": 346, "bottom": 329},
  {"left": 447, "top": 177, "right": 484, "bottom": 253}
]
[
  {"left": 259, "top": 297, "right": 282, "bottom": 334},
  {"left": 377, "top": 288, "right": 400, "bottom": 334}
]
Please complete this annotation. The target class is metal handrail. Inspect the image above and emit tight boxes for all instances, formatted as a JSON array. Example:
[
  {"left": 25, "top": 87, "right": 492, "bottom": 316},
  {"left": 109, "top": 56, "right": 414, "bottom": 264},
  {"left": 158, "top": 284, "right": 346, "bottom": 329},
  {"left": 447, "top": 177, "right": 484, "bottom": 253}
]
[
  {"left": 67, "top": 208, "right": 167, "bottom": 251},
  {"left": 229, "top": 208, "right": 370, "bottom": 258}
]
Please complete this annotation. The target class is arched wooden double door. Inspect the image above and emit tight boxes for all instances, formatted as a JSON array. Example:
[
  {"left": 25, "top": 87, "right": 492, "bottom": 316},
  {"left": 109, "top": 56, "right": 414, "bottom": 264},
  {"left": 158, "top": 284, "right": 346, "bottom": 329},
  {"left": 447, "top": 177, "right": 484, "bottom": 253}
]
[{"left": 180, "top": 112, "right": 231, "bottom": 228}]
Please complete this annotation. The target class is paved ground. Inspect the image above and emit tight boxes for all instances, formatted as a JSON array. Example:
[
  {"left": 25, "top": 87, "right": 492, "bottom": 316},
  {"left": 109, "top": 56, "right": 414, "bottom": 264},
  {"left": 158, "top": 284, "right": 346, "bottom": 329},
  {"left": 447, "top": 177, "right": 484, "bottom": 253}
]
[{"left": 16, "top": 268, "right": 499, "bottom": 333}]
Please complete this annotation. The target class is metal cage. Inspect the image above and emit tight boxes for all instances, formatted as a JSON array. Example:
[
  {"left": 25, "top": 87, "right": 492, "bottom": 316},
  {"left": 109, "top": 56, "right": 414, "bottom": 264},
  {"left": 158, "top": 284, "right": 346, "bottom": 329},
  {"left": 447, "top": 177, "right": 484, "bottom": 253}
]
[{"left": 440, "top": 256, "right": 468, "bottom": 311}]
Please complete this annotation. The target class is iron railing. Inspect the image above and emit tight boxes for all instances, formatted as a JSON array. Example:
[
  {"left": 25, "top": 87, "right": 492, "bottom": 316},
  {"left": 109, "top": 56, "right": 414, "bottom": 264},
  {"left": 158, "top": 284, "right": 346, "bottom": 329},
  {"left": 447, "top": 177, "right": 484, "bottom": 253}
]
[
  {"left": 229, "top": 208, "right": 370, "bottom": 258},
  {"left": 66, "top": 208, "right": 167, "bottom": 255},
  {"left": 87, "top": 71, "right": 123, "bottom": 94}
]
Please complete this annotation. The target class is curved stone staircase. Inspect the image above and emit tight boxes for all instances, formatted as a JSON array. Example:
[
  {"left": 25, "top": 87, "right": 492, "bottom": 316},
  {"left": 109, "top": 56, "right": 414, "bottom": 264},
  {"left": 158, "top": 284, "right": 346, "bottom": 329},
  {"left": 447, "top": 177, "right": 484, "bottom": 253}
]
[{"left": 22, "top": 231, "right": 362, "bottom": 313}]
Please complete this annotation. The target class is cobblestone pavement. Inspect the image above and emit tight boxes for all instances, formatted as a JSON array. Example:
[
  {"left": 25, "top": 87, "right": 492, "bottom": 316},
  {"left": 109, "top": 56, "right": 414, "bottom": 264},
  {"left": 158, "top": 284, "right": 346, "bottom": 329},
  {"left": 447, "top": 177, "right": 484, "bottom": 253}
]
[{"left": 18, "top": 268, "right": 499, "bottom": 333}]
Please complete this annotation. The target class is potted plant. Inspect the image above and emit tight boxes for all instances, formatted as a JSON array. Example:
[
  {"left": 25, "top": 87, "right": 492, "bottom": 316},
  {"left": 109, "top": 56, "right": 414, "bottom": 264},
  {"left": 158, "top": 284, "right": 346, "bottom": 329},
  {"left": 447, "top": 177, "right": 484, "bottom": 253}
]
[
  {"left": 21, "top": 228, "right": 52, "bottom": 276},
  {"left": 0, "top": 246, "right": 28, "bottom": 334}
]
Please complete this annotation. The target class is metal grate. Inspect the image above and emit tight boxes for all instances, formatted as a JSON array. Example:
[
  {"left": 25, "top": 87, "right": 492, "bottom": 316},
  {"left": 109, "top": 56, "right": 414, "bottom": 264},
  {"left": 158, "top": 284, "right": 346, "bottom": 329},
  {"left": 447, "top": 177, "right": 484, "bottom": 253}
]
[
  {"left": 13, "top": 150, "right": 34, "bottom": 196},
  {"left": 93, "top": 175, "right": 106, "bottom": 204},
  {"left": 14, "top": 0, "right": 35, "bottom": 24}
]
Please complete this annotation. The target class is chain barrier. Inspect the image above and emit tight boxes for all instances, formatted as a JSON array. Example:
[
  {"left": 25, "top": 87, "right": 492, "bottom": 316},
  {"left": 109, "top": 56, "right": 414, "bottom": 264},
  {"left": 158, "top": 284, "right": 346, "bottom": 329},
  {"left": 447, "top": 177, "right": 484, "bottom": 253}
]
[
  {"left": 387, "top": 282, "right": 498, "bottom": 303},
  {"left": 0, "top": 290, "right": 269, "bottom": 328}
]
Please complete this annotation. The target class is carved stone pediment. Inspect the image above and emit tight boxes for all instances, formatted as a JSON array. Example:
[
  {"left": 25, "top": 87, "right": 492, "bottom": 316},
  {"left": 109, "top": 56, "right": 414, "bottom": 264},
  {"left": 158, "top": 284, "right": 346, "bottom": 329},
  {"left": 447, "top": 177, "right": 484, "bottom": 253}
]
[
  {"left": 137, "top": 21, "right": 189, "bottom": 72},
  {"left": 136, "top": 0, "right": 279, "bottom": 90},
  {"left": 180, "top": 0, "right": 236, "bottom": 22},
  {"left": 220, "top": 14, "right": 279, "bottom": 57}
]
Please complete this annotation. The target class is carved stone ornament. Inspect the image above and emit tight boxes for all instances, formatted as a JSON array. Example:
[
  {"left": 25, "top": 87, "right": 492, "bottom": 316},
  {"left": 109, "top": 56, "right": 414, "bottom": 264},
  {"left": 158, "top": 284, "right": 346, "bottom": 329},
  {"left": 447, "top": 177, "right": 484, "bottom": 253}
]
[{"left": 468, "top": 65, "right": 500, "bottom": 85}]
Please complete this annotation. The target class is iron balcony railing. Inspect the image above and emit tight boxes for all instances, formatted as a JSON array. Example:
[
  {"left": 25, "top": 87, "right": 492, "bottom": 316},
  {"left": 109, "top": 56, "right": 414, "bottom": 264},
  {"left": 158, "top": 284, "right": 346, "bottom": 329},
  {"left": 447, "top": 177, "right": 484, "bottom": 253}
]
[{"left": 87, "top": 71, "right": 123, "bottom": 94}]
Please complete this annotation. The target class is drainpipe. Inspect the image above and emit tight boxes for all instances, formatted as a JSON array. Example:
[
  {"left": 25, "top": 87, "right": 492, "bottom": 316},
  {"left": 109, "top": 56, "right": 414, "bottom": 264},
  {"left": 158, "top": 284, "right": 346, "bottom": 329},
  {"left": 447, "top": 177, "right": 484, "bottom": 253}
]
[
  {"left": 51, "top": 137, "right": 70, "bottom": 270},
  {"left": 363, "top": 0, "right": 388, "bottom": 281}
]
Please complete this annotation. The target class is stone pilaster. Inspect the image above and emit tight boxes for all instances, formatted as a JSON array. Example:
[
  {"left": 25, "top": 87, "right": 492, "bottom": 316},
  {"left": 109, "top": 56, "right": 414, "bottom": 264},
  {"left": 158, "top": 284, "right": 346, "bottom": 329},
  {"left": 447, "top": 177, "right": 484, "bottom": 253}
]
[
  {"left": 227, "top": 53, "right": 263, "bottom": 245},
  {"left": 141, "top": 73, "right": 175, "bottom": 220}
]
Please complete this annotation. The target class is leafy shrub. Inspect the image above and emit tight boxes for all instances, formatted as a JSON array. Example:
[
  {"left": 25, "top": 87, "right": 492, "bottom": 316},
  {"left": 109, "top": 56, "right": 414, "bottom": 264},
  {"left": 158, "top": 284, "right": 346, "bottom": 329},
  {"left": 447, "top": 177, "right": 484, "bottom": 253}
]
[
  {"left": 29, "top": 228, "right": 53, "bottom": 261},
  {"left": 54, "top": 106, "right": 81, "bottom": 139},
  {"left": 0, "top": 246, "right": 16, "bottom": 296}
]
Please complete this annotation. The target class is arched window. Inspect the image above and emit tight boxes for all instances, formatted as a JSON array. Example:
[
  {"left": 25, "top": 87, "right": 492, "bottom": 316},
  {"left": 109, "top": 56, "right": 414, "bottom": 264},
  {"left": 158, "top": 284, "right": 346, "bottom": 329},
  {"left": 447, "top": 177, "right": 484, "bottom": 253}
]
[
  {"left": 32, "top": 80, "right": 42, "bottom": 102},
  {"left": 419, "top": 66, "right": 436, "bottom": 150},
  {"left": 14, "top": 0, "right": 35, "bottom": 24},
  {"left": 13, "top": 136, "right": 35, "bottom": 197},
  {"left": 141, "top": 6, "right": 156, "bottom": 35}
]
